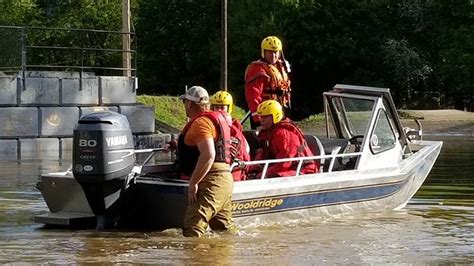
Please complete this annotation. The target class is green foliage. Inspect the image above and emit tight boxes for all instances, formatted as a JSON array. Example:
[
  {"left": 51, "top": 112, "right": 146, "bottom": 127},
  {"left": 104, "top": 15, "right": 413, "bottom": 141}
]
[
  {"left": 0, "top": 0, "right": 134, "bottom": 75},
  {"left": 0, "top": 0, "right": 41, "bottom": 69},
  {"left": 136, "top": 0, "right": 220, "bottom": 94},
  {"left": 299, "top": 113, "right": 325, "bottom": 125},
  {"left": 381, "top": 39, "right": 433, "bottom": 103},
  {"left": 0, "top": 0, "right": 41, "bottom": 26},
  {"left": 31, "top": 0, "right": 125, "bottom": 75},
  {"left": 1, "top": 0, "right": 472, "bottom": 114},
  {"left": 397, "top": 110, "right": 418, "bottom": 120}
]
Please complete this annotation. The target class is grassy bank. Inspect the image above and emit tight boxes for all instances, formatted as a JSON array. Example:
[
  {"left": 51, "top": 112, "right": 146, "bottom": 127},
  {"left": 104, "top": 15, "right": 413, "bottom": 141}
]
[{"left": 137, "top": 95, "right": 249, "bottom": 130}]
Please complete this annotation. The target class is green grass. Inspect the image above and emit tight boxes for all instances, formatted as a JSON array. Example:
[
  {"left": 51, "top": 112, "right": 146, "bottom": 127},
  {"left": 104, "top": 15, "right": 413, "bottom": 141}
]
[
  {"left": 137, "top": 95, "right": 186, "bottom": 129},
  {"left": 137, "top": 94, "right": 250, "bottom": 130},
  {"left": 298, "top": 113, "right": 325, "bottom": 126},
  {"left": 398, "top": 110, "right": 419, "bottom": 119}
]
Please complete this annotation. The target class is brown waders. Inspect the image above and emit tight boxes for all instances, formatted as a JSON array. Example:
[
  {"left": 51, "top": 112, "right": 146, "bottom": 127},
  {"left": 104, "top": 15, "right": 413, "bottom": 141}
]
[{"left": 183, "top": 163, "right": 235, "bottom": 237}]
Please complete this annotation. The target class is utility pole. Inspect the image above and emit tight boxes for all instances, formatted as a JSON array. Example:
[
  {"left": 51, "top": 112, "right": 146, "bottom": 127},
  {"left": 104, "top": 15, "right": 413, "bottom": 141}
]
[
  {"left": 220, "top": 0, "right": 228, "bottom": 91},
  {"left": 122, "top": 0, "right": 131, "bottom": 77}
]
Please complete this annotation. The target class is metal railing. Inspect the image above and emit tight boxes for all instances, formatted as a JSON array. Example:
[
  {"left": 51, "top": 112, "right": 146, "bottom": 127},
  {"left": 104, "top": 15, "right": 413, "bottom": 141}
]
[
  {"left": 0, "top": 26, "right": 136, "bottom": 80},
  {"left": 231, "top": 151, "right": 362, "bottom": 178}
]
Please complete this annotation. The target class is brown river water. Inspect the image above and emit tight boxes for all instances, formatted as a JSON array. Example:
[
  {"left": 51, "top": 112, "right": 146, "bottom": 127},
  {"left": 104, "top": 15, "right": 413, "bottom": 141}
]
[{"left": 0, "top": 135, "right": 473, "bottom": 264}]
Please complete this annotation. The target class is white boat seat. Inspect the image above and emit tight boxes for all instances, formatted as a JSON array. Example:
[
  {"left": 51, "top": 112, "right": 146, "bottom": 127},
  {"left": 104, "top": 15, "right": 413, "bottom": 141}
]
[
  {"left": 318, "top": 138, "right": 350, "bottom": 172},
  {"left": 319, "top": 138, "right": 349, "bottom": 155},
  {"left": 304, "top": 135, "right": 325, "bottom": 173}
]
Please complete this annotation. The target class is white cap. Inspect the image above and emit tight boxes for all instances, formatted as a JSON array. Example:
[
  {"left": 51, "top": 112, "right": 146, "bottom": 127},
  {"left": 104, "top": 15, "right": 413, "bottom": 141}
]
[{"left": 179, "top": 86, "right": 209, "bottom": 104}]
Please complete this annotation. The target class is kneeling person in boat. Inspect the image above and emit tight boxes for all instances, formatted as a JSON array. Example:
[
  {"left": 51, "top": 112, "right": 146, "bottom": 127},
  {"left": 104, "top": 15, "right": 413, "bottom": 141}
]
[
  {"left": 178, "top": 86, "right": 235, "bottom": 237},
  {"left": 210, "top": 90, "right": 251, "bottom": 181},
  {"left": 250, "top": 100, "right": 319, "bottom": 178}
]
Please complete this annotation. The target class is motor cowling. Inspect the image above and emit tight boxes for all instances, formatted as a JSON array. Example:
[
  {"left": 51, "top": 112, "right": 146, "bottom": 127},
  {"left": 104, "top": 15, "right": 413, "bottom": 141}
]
[{"left": 73, "top": 111, "right": 135, "bottom": 228}]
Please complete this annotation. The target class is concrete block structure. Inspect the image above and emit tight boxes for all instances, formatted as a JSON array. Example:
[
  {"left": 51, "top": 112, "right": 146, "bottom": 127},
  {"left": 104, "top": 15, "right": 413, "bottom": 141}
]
[
  {"left": 0, "top": 139, "right": 19, "bottom": 160},
  {"left": 100, "top": 76, "right": 136, "bottom": 105},
  {"left": 61, "top": 77, "right": 99, "bottom": 106},
  {"left": 0, "top": 76, "right": 18, "bottom": 106},
  {"left": 21, "top": 77, "right": 60, "bottom": 105},
  {"left": 0, "top": 107, "right": 38, "bottom": 137},
  {"left": 0, "top": 71, "right": 166, "bottom": 160},
  {"left": 39, "top": 107, "right": 80, "bottom": 137},
  {"left": 119, "top": 105, "right": 155, "bottom": 134}
]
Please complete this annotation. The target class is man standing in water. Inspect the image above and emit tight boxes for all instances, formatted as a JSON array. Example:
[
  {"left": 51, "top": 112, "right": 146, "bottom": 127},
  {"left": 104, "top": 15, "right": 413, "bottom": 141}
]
[{"left": 177, "top": 86, "right": 235, "bottom": 237}]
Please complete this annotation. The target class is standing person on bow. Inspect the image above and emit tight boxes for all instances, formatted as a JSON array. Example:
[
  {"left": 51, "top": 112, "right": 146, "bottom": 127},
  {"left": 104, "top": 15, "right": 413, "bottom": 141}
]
[
  {"left": 210, "top": 90, "right": 251, "bottom": 181},
  {"left": 244, "top": 36, "right": 292, "bottom": 129},
  {"left": 176, "top": 86, "right": 235, "bottom": 237},
  {"left": 249, "top": 100, "right": 318, "bottom": 178}
]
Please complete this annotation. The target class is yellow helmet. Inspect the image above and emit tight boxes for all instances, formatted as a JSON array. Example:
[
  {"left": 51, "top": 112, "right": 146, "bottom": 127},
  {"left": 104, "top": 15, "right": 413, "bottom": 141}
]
[
  {"left": 261, "top": 36, "right": 282, "bottom": 58},
  {"left": 257, "top": 100, "right": 283, "bottom": 124},
  {"left": 210, "top": 90, "right": 233, "bottom": 114}
]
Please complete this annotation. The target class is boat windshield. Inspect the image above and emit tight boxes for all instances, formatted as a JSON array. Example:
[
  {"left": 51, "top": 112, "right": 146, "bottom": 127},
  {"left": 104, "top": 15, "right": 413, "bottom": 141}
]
[{"left": 332, "top": 97, "right": 374, "bottom": 139}]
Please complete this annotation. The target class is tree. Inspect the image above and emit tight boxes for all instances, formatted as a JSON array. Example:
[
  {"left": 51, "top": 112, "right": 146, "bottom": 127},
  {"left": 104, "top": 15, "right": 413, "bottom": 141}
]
[
  {"left": 1, "top": 0, "right": 471, "bottom": 113},
  {"left": 136, "top": 0, "right": 220, "bottom": 95},
  {"left": 0, "top": 0, "right": 41, "bottom": 70},
  {"left": 0, "top": 0, "right": 40, "bottom": 26}
]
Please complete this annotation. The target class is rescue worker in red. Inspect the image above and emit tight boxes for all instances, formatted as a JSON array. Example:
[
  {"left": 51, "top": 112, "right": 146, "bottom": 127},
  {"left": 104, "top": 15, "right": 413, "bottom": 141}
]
[
  {"left": 176, "top": 86, "right": 235, "bottom": 237},
  {"left": 250, "top": 100, "right": 319, "bottom": 178},
  {"left": 244, "top": 36, "right": 291, "bottom": 129},
  {"left": 210, "top": 90, "right": 251, "bottom": 181}
]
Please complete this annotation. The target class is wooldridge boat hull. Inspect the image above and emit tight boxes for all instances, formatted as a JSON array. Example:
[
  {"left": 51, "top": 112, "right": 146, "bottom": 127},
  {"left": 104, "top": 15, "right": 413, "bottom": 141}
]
[
  {"left": 34, "top": 84, "right": 443, "bottom": 229},
  {"left": 35, "top": 140, "right": 441, "bottom": 228},
  {"left": 128, "top": 141, "right": 441, "bottom": 229}
]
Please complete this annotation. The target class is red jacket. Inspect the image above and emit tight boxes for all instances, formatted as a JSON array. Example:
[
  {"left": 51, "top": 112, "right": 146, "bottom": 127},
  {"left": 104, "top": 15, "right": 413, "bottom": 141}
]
[
  {"left": 254, "top": 118, "right": 318, "bottom": 178},
  {"left": 215, "top": 112, "right": 251, "bottom": 181},
  {"left": 244, "top": 59, "right": 291, "bottom": 123},
  {"left": 230, "top": 118, "right": 251, "bottom": 181}
]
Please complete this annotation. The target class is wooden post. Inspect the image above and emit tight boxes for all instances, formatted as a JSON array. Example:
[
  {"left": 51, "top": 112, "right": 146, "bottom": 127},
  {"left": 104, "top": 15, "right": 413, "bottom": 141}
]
[
  {"left": 220, "top": 0, "right": 228, "bottom": 91},
  {"left": 122, "top": 0, "right": 131, "bottom": 77}
]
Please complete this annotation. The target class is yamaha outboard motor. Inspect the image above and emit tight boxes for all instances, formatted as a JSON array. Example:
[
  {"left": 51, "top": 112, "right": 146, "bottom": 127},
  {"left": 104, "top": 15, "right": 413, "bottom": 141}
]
[{"left": 73, "top": 111, "right": 135, "bottom": 229}]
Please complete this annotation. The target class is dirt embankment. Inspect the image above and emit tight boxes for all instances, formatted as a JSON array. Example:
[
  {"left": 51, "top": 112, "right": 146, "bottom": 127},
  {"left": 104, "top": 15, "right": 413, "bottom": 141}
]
[
  {"left": 401, "top": 110, "right": 473, "bottom": 136},
  {"left": 300, "top": 109, "right": 473, "bottom": 137}
]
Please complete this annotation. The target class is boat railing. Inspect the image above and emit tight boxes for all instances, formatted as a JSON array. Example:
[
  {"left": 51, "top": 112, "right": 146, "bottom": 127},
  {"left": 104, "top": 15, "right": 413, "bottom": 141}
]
[
  {"left": 108, "top": 147, "right": 362, "bottom": 180},
  {"left": 232, "top": 151, "right": 363, "bottom": 179}
]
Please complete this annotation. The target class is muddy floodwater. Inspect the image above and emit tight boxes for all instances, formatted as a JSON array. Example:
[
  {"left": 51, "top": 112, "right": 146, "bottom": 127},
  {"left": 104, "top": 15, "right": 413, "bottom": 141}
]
[{"left": 0, "top": 136, "right": 473, "bottom": 264}]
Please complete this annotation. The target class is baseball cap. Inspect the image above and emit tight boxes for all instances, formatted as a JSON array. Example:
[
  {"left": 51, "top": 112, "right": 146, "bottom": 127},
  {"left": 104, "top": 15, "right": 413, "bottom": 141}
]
[{"left": 179, "top": 86, "right": 209, "bottom": 104}]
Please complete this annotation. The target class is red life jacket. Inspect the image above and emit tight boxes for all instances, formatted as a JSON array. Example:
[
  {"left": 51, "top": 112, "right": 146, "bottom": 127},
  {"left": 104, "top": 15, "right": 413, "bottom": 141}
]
[
  {"left": 230, "top": 118, "right": 250, "bottom": 162},
  {"left": 215, "top": 112, "right": 250, "bottom": 181},
  {"left": 258, "top": 119, "right": 318, "bottom": 177},
  {"left": 177, "top": 111, "right": 232, "bottom": 176},
  {"left": 229, "top": 118, "right": 251, "bottom": 181},
  {"left": 244, "top": 59, "right": 291, "bottom": 108}
]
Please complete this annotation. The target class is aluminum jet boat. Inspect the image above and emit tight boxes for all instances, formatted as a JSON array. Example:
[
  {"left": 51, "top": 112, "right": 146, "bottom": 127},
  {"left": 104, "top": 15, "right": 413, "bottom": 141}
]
[{"left": 34, "top": 84, "right": 442, "bottom": 229}]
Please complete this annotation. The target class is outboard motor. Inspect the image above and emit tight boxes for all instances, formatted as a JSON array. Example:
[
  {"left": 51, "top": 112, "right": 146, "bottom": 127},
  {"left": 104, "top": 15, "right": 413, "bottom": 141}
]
[{"left": 73, "top": 111, "right": 135, "bottom": 229}]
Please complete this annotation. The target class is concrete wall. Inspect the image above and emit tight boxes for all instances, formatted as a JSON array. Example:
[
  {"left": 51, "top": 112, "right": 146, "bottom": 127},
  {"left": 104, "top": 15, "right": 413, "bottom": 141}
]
[
  {"left": 0, "top": 76, "right": 18, "bottom": 106},
  {"left": 0, "top": 71, "right": 166, "bottom": 160}
]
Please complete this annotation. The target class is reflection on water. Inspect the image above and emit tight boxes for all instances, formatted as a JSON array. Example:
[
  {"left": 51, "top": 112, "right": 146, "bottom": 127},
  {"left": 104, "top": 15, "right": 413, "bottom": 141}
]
[
  {"left": 413, "top": 137, "right": 474, "bottom": 207},
  {"left": 0, "top": 137, "right": 473, "bottom": 264}
]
